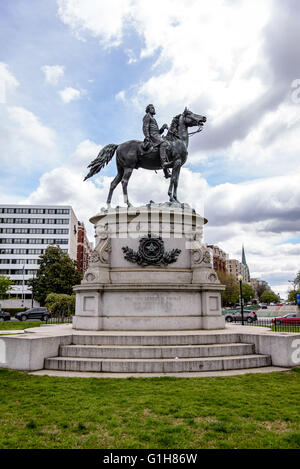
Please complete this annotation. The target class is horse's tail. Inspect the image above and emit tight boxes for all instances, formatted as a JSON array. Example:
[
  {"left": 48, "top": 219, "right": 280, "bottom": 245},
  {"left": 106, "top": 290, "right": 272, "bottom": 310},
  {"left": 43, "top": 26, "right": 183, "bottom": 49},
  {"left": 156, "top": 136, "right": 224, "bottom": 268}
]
[{"left": 84, "top": 144, "right": 118, "bottom": 181}]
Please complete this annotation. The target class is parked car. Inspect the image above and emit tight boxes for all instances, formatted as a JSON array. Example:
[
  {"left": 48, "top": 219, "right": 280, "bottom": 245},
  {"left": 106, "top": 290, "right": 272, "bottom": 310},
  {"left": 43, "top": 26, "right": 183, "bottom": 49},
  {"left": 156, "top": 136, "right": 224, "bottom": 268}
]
[
  {"left": 15, "top": 307, "right": 51, "bottom": 321},
  {"left": 259, "top": 304, "right": 268, "bottom": 309},
  {"left": 225, "top": 311, "right": 257, "bottom": 323},
  {"left": 271, "top": 314, "right": 300, "bottom": 325},
  {"left": 0, "top": 310, "right": 11, "bottom": 321}
]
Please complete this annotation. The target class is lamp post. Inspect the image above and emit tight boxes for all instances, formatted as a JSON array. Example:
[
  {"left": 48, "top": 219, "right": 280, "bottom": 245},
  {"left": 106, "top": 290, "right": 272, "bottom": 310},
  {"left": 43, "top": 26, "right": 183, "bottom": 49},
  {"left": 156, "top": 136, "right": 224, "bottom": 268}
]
[
  {"left": 238, "top": 274, "right": 244, "bottom": 325},
  {"left": 31, "top": 272, "right": 35, "bottom": 309}
]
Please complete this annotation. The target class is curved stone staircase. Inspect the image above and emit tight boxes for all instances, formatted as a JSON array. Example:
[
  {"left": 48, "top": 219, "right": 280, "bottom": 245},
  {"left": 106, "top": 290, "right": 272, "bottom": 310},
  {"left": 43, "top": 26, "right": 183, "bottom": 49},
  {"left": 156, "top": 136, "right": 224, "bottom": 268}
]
[{"left": 43, "top": 331, "right": 272, "bottom": 375}]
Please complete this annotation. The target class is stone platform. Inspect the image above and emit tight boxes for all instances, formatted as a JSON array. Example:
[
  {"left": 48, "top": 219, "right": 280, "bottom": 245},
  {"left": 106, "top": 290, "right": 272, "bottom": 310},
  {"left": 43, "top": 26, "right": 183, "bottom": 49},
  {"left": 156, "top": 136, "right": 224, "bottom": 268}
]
[
  {"left": 73, "top": 203, "right": 225, "bottom": 331},
  {"left": 0, "top": 324, "right": 295, "bottom": 375}
]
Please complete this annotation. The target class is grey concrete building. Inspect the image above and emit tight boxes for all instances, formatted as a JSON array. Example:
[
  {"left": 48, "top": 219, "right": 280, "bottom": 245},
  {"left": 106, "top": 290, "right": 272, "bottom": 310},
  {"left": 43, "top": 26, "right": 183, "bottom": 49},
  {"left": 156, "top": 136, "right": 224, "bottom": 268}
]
[{"left": 0, "top": 204, "right": 79, "bottom": 302}]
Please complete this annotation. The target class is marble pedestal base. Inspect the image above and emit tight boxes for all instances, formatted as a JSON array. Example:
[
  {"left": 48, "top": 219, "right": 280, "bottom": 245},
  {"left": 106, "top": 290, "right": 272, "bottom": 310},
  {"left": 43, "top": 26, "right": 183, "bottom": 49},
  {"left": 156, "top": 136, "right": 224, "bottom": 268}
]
[
  {"left": 73, "top": 283, "right": 225, "bottom": 331},
  {"left": 73, "top": 203, "right": 225, "bottom": 331}
]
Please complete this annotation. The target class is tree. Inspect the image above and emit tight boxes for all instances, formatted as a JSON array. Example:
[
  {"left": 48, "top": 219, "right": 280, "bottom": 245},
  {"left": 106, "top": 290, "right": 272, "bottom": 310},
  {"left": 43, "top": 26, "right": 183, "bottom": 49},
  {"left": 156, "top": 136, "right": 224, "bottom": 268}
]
[
  {"left": 294, "top": 271, "right": 300, "bottom": 289},
  {"left": 256, "top": 282, "right": 268, "bottom": 301},
  {"left": 28, "top": 246, "right": 82, "bottom": 305},
  {"left": 217, "top": 272, "right": 239, "bottom": 306},
  {"left": 260, "top": 290, "right": 279, "bottom": 304},
  {"left": 287, "top": 289, "right": 300, "bottom": 303},
  {"left": 0, "top": 275, "right": 14, "bottom": 299},
  {"left": 241, "top": 282, "right": 255, "bottom": 304}
]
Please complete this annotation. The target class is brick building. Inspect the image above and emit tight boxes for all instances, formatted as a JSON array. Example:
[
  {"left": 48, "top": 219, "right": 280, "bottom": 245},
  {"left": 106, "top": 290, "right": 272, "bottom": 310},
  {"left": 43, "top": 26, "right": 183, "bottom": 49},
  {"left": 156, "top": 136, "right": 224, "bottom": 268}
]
[
  {"left": 207, "top": 245, "right": 227, "bottom": 272},
  {"left": 77, "top": 222, "right": 92, "bottom": 274}
]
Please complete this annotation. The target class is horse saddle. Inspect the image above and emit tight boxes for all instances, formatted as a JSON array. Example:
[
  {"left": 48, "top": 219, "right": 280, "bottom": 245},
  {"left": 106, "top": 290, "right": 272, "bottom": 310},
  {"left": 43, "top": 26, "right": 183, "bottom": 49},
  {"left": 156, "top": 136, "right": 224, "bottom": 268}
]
[
  {"left": 138, "top": 139, "right": 170, "bottom": 157},
  {"left": 138, "top": 139, "right": 155, "bottom": 156}
]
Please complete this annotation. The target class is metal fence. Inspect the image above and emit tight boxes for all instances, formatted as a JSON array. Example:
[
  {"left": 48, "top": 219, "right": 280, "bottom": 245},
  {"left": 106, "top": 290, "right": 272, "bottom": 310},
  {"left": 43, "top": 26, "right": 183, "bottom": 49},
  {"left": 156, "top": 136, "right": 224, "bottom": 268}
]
[
  {"left": 45, "top": 315, "right": 72, "bottom": 324},
  {"left": 226, "top": 316, "right": 300, "bottom": 333}
]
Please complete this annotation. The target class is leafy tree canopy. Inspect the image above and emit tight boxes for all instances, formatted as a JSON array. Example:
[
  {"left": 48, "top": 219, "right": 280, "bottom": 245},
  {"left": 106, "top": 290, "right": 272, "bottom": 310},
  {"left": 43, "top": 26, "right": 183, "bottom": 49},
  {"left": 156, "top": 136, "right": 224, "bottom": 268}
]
[
  {"left": 217, "top": 272, "right": 239, "bottom": 306},
  {"left": 0, "top": 275, "right": 14, "bottom": 300},
  {"left": 45, "top": 293, "right": 75, "bottom": 316},
  {"left": 28, "top": 246, "right": 82, "bottom": 305},
  {"left": 217, "top": 272, "right": 255, "bottom": 306},
  {"left": 260, "top": 290, "right": 280, "bottom": 304},
  {"left": 287, "top": 289, "right": 300, "bottom": 303}
]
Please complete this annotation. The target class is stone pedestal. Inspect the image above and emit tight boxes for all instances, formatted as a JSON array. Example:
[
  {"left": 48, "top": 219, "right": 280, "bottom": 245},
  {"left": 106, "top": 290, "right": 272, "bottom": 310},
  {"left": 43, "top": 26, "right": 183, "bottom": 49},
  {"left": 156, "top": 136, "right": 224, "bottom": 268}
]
[{"left": 73, "top": 203, "right": 225, "bottom": 331}]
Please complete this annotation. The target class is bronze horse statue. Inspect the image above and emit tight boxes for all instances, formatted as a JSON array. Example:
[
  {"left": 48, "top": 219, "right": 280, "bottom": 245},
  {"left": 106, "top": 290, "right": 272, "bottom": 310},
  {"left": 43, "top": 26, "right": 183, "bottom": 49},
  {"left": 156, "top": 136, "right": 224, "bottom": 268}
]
[{"left": 84, "top": 108, "right": 206, "bottom": 207}]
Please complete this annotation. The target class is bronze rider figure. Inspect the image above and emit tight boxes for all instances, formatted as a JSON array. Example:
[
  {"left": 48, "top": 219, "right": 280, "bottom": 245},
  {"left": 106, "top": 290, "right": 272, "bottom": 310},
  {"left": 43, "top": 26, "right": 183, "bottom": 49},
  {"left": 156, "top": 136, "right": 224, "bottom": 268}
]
[{"left": 142, "top": 104, "right": 171, "bottom": 178}]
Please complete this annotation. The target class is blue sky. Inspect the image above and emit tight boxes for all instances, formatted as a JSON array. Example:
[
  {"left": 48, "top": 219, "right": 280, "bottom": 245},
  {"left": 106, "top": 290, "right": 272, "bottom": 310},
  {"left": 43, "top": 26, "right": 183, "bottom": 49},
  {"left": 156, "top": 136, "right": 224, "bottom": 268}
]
[{"left": 1, "top": 0, "right": 300, "bottom": 298}]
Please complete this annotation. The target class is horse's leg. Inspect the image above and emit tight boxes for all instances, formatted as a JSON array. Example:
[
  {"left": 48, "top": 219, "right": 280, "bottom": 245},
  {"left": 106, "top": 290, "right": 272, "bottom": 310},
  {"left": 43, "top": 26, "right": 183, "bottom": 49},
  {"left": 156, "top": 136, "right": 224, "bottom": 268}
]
[
  {"left": 173, "top": 164, "right": 182, "bottom": 203},
  {"left": 168, "top": 159, "right": 181, "bottom": 203},
  {"left": 106, "top": 165, "right": 124, "bottom": 207},
  {"left": 121, "top": 167, "right": 134, "bottom": 207},
  {"left": 168, "top": 172, "right": 175, "bottom": 202}
]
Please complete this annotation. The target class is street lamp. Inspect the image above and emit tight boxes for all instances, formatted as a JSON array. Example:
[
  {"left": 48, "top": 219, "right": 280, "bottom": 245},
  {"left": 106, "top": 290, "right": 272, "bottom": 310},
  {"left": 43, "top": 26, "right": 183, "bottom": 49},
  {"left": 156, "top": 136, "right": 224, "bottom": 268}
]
[
  {"left": 30, "top": 271, "right": 36, "bottom": 309},
  {"left": 238, "top": 274, "right": 244, "bottom": 325}
]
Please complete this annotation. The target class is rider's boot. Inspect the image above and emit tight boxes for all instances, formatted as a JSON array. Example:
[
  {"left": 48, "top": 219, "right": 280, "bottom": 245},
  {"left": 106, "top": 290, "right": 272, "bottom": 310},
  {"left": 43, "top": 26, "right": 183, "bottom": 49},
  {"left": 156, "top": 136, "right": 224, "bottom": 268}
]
[{"left": 160, "top": 143, "right": 170, "bottom": 178}]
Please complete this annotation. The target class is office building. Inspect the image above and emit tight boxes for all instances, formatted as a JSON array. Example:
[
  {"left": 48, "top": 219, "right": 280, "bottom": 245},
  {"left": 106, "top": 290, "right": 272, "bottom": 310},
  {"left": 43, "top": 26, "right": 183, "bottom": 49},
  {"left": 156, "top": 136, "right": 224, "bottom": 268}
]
[{"left": 0, "top": 204, "right": 79, "bottom": 300}]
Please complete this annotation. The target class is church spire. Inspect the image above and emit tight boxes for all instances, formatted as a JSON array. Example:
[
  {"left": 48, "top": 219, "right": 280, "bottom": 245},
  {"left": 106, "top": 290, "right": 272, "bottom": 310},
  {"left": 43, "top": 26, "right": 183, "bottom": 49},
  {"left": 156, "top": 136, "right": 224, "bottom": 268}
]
[
  {"left": 242, "top": 245, "right": 247, "bottom": 266},
  {"left": 241, "top": 245, "right": 250, "bottom": 282}
]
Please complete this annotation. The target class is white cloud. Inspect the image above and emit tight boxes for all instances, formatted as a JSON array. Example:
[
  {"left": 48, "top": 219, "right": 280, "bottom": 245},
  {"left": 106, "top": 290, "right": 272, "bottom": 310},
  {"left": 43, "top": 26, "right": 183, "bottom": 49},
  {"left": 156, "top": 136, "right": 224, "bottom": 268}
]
[
  {"left": 7, "top": 106, "right": 56, "bottom": 148},
  {"left": 57, "top": 0, "right": 132, "bottom": 46},
  {"left": 59, "top": 86, "right": 82, "bottom": 103},
  {"left": 115, "top": 90, "right": 126, "bottom": 102},
  {"left": 41, "top": 65, "right": 65, "bottom": 85},
  {"left": 204, "top": 169, "right": 300, "bottom": 227},
  {"left": 0, "top": 62, "right": 19, "bottom": 103},
  {"left": 23, "top": 140, "right": 106, "bottom": 238},
  {"left": 66, "top": 139, "right": 102, "bottom": 170}
]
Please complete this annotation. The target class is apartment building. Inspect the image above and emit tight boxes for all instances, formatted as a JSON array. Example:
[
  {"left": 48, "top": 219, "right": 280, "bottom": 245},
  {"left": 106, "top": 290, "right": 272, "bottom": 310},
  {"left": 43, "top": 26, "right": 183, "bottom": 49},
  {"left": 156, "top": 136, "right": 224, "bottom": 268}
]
[
  {"left": 0, "top": 205, "right": 79, "bottom": 300},
  {"left": 226, "top": 258, "right": 250, "bottom": 283},
  {"left": 206, "top": 245, "right": 227, "bottom": 272}
]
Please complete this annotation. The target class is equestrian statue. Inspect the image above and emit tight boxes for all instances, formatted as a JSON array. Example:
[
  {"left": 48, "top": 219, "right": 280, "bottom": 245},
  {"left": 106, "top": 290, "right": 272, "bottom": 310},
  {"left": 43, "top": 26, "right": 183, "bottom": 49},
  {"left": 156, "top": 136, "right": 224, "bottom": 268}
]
[{"left": 84, "top": 105, "right": 206, "bottom": 207}]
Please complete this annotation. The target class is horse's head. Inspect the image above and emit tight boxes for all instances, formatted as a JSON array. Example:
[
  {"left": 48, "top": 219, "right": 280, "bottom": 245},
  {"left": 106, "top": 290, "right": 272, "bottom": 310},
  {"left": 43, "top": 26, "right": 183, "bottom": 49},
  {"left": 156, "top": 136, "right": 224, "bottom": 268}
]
[{"left": 182, "top": 107, "right": 206, "bottom": 128}]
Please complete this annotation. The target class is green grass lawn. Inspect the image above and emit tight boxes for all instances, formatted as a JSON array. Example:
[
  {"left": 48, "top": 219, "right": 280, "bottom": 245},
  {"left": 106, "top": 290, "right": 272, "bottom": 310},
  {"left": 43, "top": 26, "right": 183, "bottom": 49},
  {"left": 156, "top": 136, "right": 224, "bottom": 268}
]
[
  {"left": 0, "top": 320, "right": 71, "bottom": 332},
  {"left": 0, "top": 368, "right": 299, "bottom": 449},
  {"left": 0, "top": 321, "right": 43, "bottom": 331}
]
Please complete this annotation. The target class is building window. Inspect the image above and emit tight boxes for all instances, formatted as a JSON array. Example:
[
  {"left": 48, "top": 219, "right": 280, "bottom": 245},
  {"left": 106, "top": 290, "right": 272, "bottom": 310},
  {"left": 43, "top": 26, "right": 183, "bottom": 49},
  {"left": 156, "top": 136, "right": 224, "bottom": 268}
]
[
  {"left": 44, "top": 219, "right": 55, "bottom": 224},
  {"left": 15, "top": 208, "right": 29, "bottom": 214}
]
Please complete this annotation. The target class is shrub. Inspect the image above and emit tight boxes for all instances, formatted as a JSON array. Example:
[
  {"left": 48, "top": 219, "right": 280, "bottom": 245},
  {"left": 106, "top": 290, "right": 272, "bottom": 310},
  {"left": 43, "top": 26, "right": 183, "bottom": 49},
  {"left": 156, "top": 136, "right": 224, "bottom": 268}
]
[{"left": 45, "top": 293, "right": 75, "bottom": 317}]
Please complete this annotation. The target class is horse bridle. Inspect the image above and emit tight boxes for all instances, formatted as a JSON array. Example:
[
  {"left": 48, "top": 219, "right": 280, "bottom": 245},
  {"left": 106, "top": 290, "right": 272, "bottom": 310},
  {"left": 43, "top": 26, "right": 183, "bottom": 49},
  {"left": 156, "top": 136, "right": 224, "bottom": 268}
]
[
  {"left": 184, "top": 114, "right": 205, "bottom": 137},
  {"left": 188, "top": 125, "right": 204, "bottom": 137}
]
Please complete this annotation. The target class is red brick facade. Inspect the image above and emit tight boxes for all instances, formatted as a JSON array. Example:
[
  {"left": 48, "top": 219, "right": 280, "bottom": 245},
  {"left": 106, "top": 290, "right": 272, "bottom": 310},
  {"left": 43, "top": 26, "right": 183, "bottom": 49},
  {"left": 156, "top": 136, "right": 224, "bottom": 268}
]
[
  {"left": 77, "top": 223, "right": 92, "bottom": 274},
  {"left": 207, "top": 245, "right": 227, "bottom": 273}
]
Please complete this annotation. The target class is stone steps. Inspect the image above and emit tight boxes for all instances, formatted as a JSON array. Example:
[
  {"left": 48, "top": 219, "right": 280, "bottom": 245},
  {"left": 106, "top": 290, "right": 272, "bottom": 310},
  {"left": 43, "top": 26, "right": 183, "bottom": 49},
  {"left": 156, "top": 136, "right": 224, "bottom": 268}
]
[
  {"left": 59, "top": 343, "right": 255, "bottom": 359},
  {"left": 43, "top": 332, "right": 272, "bottom": 374},
  {"left": 44, "top": 354, "right": 271, "bottom": 373},
  {"left": 71, "top": 332, "right": 242, "bottom": 346}
]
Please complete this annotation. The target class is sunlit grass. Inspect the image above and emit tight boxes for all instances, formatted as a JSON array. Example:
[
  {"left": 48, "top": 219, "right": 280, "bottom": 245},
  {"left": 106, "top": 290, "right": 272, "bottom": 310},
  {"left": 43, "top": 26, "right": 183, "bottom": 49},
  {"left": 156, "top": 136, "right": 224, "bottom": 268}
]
[{"left": 0, "top": 368, "right": 299, "bottom": 449}]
